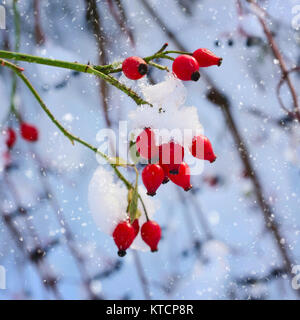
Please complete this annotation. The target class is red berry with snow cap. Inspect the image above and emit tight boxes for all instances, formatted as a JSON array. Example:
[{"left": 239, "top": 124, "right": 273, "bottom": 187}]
[
  {"left": 193, "top": 48, "right": 222, "bottom": 67},
  {"left": 172, "top": 54, "right": 200, "bottom": 81},
  {"left": 142, "top": 164, "right": 164, "bottom": 196},
  {"left": 136, "top": 128, "right": 158, "bottom": 160},
  {"left": 189, "top": 135, "right": 216, "bottom": 163},
  {"left": 122, "top": 56, "right": 148, "bottom": 80},
  {"left": 168, "top": 162, "right": 192, "bottom": 191},
  {"left": 141, "top": 220, "right": 161, "bottom": 252},
  {"left": 113, "top": 221, "right": 136, "bottom": 257},
  {"left": 159, "top": 141, "right": 184, "bottom": 175},
  {"left": 4, "top": 128, "right": 16, "bottom": 149},
  {"left": 20, "top": 123, "right": 39, "bottom": 142}
]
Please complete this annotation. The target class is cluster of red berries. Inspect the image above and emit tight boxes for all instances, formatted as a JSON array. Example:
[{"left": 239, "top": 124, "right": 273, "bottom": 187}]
[
  {"left": 122, "top": 48, "right": 222, "bottom": 81},
  {"left": 112, "top": 130, "right": 216, "bottom": 257},
  {"left": 116, "top": 48, "right": 219, "bottom": 258},
  {"left": 4, "top": 123, "right": 39, "bottom": 149},
  {"left": 113, "top": 219, "right": 161, "bottom": 257},
  {"left": 136, "top": 128, "right": 216, "bottom": 196}
]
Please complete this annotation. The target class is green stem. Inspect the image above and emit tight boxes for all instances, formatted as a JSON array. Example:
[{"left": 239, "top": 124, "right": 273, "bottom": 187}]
[
  {"left": 88, "top": 65, "right": 151, "bottom": 106},
  {"left": 0, "top": 50, "right": 151, "bottom": 106},
  {"left": 160, "top": 54, "right": 175, "bottom": 61},
  {"left": 148, "top": 61, "right": 169, "bottom": 71},
  {"left": 156, "top": 42, "right": 169, "bottom": 54},
  {"left": 164, "top": 50, "right": 192, "bottom": 55},
  {"left": 0, "top": 48, "right": 190, "bottom": 74},
  {"left": 139, "top": 194, "right": 149, "bottom": 221},
  {"left": 0, "top": 50, "right": 100, "bottom": 72}
]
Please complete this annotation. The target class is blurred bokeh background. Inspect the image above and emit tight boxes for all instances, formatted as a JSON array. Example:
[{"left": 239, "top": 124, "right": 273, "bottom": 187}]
[{"left": 1, "top": 0, "right": 300, "bottom": 300}]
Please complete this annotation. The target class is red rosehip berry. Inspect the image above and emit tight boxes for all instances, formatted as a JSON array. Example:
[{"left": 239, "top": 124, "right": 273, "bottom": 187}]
[
  {"left": 160, "top": 164, "right": 170, "bottom": 184},
  {"left": 172, "top": 54, "right": 200, "bottom": 81},
  {"left": 127, "top": 218, "right": 140, "bottom": 237},
  {"left": 189, "top": 135, "right": 216, "bottom": 163},
  {"left": 193, "top": 48, "right": 223, "bottom": 67},
  {"left": 132, "top": 219, "right": 140, "bottom": 237},
  {"left": 20, "top": 123, "right": 39, "bottom": 142},
  {"left": 168, "top": 162, "right": 192, "bottom": 191},
  {"left": 136, "top": 128, "right": 158, "bottom": 160},
  {"left": 4, "top": 128, "right": 16, "bottom": 149},
  {"left": 159, "top": 141, "right": 185, "bottom": 174},
  {"left": 122, "top": 56, "right": 148, "bottom": 80},
  {"left": 141, "top": 220, "right": 161, "bottom": 252},
  {"left": 142, "top": 164, "right": 164, "bottom": 196},
  {"left": 113, "top": 221, "right": 136, "bottom": 257}
]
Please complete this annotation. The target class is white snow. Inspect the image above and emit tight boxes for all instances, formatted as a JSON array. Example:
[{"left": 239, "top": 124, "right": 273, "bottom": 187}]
[
  {"left": 88, "top": 166, "right": 159, "bottom": 251},
  {"left": 88, "top": 166, "right": 128, "bottom": 235}
]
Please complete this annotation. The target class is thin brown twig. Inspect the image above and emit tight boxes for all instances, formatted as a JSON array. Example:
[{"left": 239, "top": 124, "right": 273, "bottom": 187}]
[
  {"left": 4, "top": 173, "right": 41, "bottom": 248},
  {"left": 106, "top": 0, "right": 135, "bottom": 47},
  {"left": 132, "top": 250, "right": 151, "bottom": 300},
  {"left": 243, "top": 106, "right": 295, "bottom": 130},
  {"left": 85, "top": 0, "right": 111, "bottom": 127},
  {"left": 277, "top": 67, "right": 300, "bottom": 116},
  {"left": 0, "top": 201, "right": 62, "bottom": 299},
  {"left": 207, "top": 88, "right": 298, "bottom": 286},
  {"left": 247, "top": 0, "right": 300, "bottom": 121},
  {"left": 33, "top": 0, "right": 45, "bottom": 46}
]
